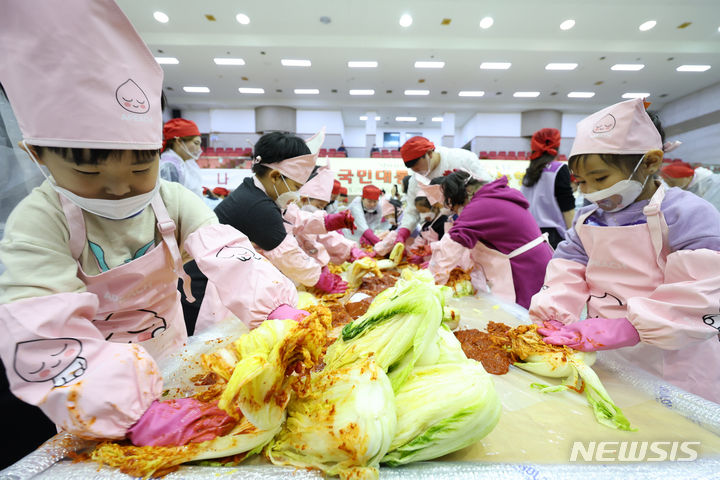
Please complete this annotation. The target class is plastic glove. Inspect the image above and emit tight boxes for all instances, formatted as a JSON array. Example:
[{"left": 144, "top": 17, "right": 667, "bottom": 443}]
[
  {"left": 127, "top": 398, "right": 235, "bottom": 447},
  {"left": 325, "top": 210, "right": 356, "bottom": 233},
  {"left": 539, "top": 317, "right": 640, "bottom": 352},
  {"left": 394, "top": 227, "right": 411, "bottom": 245},
  {"left": 350, "top": 247, "right": 373, "bottom": 261},
  {"left": 314, "top": 266, "right": 348, "bottom": 294},
  {"left": 268, "top": 304, "right": 309, "bottom": 321},
  {"left": 359, "top": 228, "right": 381, "bottom": 247}
]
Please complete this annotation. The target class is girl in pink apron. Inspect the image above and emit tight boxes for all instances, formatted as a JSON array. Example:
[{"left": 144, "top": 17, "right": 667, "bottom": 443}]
[{"left": 530, "top": 98, "right": 720, "bottom": 403}]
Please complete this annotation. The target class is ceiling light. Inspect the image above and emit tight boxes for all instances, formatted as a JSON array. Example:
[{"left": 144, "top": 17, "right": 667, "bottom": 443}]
[
  {"left": 359, "top": 116, "right": 368, "bottom": 121},
  {"left": 214, "top": 58, "right": 245, "bottom": 65},
  {"left": 281, "top": 59, "right": 311, "bottom": 67},
  {"left": 349, "top": 89, "right": 375, "bottom": 95},
  {"left": 399, "top": 14, "right": 413, "bottom": 27},
  {"left": 676, "top": 64, "right": 711, "bottom": 72},
  {"left": 479, "top": 16, "right": 494, "bottom": 29},
  {"left": 480, "top": 62, "right": 511, "bottom": 70},
  {"left": 560, "top": 19, "right": 575, "bottom": 30},
  {"left": 183, "top": 86, "right": 210, "bottom": 93},
  {"left": 348, "top": 61, "right": 378, "bottom": 68},
  {"left": 432, "top": 117, "right": 444, "bottom": 122},
  {"left": 238, "top": 87, "right": 264, "bottom": 94},
  {"left": 611, "top": 64, "right": 645, "bottom": 71},
  {"left": 639, "top": 20, "right": 656, "bottom": 31},
  {"left": 513, "top": 91, "right": 540, "bottom": 97},
  {"left": 155, "top": 57, "right": 178, "bottom": 65},
  {"left": 404, "top": 89, "right": 430, "bottom": 96},
  {"left": 236, "top": 13, "right": 250, "bottom": 25},
  {"left": 294, "top": 89, "right": 319, "bottom": 94},
  {"left": 568, "top": 91, "right": 595, "bottom": 98},
  {"left": 622, "top": 92, "right": 650, "bottom": 99},
  {"left": 414, "top": 61, "right": 445, "bottom": 69},
  {"left": 545, "top": 63, "right": 578, "bottom": 70},
  {"left": 396, "top": 116, "right": 417, "bottom": 122},
  {"left": 153, "top": 11, "right": 169, "bottom": 23},
  {"left": 458, "top": 91, "right": 485, "bottom": 97}
]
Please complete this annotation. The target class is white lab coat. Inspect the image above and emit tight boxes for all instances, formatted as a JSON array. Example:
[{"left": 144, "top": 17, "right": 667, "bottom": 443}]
[{"left": 344, "top": 196, "right": 388, "bottom": 241}]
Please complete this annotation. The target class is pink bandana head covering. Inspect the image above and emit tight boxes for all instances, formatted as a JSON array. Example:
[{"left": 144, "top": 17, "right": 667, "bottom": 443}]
[
  {"left": 381, "top": 199, "right": 395, "bottom": 218},
  {"left": 417, "top": 183, "right": 444, "bottom": 206},
  {"left": 266, "top": 152, "right": 318, "bottom": 185},
  {"left": 299, "top": 167, "right": 336, "bottom": 202},
  {"left": 0, "top": 0, "right": 163, "bottom": 150},
  {"left": 569, "top": 98, "right": 662, "bottom": 158},
  {"left": 305, "top": 127, "right": 326, "bottom": 155}
]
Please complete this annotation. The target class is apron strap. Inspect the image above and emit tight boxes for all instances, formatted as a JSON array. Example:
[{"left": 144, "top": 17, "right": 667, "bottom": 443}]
[
  {"left": 150, "top": 195, "right": 195, "bottom": 302},
  {"left": 507, "top": 232, "right": 549, "bottom": 259},
  {"left": 642, "top": 185, "right": 670, "bottom": 270},
  {"left": 58, "top": 194, "right": 87, "bottom": 260}
]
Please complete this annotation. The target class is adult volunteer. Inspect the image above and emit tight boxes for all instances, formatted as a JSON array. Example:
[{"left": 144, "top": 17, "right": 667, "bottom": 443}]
[
  {"left": 661, "top": 160, "right": 720, "bottom": 212},
  {"left": 346, "top": 184, "right": 387, "bottom": 245},
  {"left": 159, "top": 118, "right": 204, "bottom": 197},
  {"left": 395, "top": 136, "right": 492, "bottom": 246}
]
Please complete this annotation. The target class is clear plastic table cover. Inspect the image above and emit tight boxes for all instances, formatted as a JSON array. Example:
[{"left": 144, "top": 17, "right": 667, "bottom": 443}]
[{"left": 3, "top": 293, "right": 720, "bottom": 480}]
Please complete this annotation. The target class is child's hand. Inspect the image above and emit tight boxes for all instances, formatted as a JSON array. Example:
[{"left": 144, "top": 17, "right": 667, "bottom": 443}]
[{"left": 539, "top": 317, "right": 640, "bottom": 352}]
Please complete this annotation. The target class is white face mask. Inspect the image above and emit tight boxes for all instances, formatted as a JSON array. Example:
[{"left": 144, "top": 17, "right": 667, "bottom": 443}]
[
  {"left": 177, "top": 140, "right": 201, "bottom": 161},
  {"left": 583, "top": 156, "right": 649, "bottom": 213},
  {"left": 26, "top": 142, "right": 160, "bottom": 220},
  {"left": 273, "top": 175, "right": 301, "bottom": 208},
  {"left": 301, "top": 203, "right": 319, "bottom": 213}
]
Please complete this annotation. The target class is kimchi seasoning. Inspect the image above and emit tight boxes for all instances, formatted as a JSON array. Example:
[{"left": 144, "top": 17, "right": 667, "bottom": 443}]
[{"left": 454, "top": 322, "right": 518, "bottom": 375}]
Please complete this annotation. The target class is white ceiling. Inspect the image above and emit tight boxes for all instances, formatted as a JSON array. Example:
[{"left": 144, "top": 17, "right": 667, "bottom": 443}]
[{"left": 117, "top": 0, "right": 720, "bottom": 129}]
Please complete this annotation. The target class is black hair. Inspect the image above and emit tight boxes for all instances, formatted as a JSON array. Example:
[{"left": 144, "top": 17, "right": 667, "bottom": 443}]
[
  {"left": 401, "top": 174, "right": 411, "bottom": 194},
  {"left": 522, "top": 152, "right": 556, "bottom": 187},
  {"left": 306, "top": 165, "right": 321, "bottom": 181},
  {"left": 414, "top": 196, "right": 432, "bottom": 209},
  {"left": 432, "top": 171, "right": 485, "bottom": 208},
  {"left": 37, "top": 147, "right": 159, "bottom": 166},
  {"left": 647, "top": 111, "right": 666, "bottom": 143},
  {"left": 251, "top": 131, "right": 311, "bottom": 177},
  {"left": 404, "top": 157, "right": 421, "bottom": 169}
]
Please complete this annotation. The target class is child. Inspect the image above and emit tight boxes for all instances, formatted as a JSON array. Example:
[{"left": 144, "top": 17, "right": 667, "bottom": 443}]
[
  {"left": 159, "top": 118, "right": 204, "bottom": 197},
  {"left": 530, "top": 98, "right": 720, "bottom": 402},
  {"left": 407, "top": 190, "right": 449, "bottom": 265},
  {"left": 428, "top": 171, "right": 553, "bottom": 309},
  {"left": 0, "top": 0, "right": 300, "bottom": 462}
]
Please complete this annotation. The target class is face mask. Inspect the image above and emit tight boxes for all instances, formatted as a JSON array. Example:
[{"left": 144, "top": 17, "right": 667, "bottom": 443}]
[
  {"left": 273, "top": 175, "right": 300, "bottom": 208},
  {"left": 177, "top": 140, "right": 201, "bottom": 161},
  {"left": 301, "top": 203, "right": 319, "bottom": 213},
  {"left": 26, "top": 142, "right": 160, "bottom": 220},
  {"left": 583, "top": 156, "right": 649, "bottom": 213}
]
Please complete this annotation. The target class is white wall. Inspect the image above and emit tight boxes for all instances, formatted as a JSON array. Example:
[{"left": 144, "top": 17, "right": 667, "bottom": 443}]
[
  {"left": 296, "top": 110, "right": 344, "bottom": 135},
  {"left": 660, "top": 82, "right": 720, "bottom": 127},
  {"left": 665, "top": 123, "right": 720, "bottom": 165},
  {"left": 210, "top": 109, "right": 255, "bottom": 132},
  {"left": 183, "top": 110, "right": 211, "bottom": 133}
]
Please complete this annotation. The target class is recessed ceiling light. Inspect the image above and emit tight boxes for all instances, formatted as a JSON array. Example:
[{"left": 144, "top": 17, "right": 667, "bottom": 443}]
[
  {"left": 568, "top": 91, "right": 595, "bottom": 98},
  {"left": 513, "top": 91, "right": 540, "bottom": 97},
  {"left": 238, "top": 87, "right": 264, "bottom": 94},
  {"left": 399, "top": 14, "right": 413, "bottom": 27},
  {"left": 349, "top": 89, "right": 375, "bottom": 95},
  {"left": 396, "top": 116, "right": 417, "bottom": 121},
  {"left": 294, "top": 89, "right": 319, "bottom": 95},
  {"left": 611, "top": 63, "right": 645, "bottom": 71},
  {"left": 546, "top": 63, "right": 578, "bottom": 70},
  {"left": 153, "top": 11, "right": 169, "bottom": 23},
  {"left": 479, "top": 16, "right": 494, "bottom": 29},
  {"left": 183, "top": 86, "right": 210, "bottom": 93},
  {"left": 414, "top": 61, "right": 445, "bottom": 69},
  {"left": 560, "top": 19, "right": 575, "bottom": 30},
  {"left": 348, "top": 61, "right": 378, "bottom": 68},
  {"left": 639, "top": 20, "right": 656, "bottom": 31},
  {"left": 404, "top": 89, "right": 430, "bottom": 96},
  {"left": 214, "top": 58, "right": 245, "bottom": 66},
  {"left": 480, "top": 62, "right": 511, "bottom": 70},
  {"left": 236, "top": 13, "right": 250, "bottom": 25},
  {"left": 281, "top": 59, "right": 312, "bottom": 67},
  {"left": 676, "top": 64, "right": 711, "bottom": 72},
  {"left": 155, "top": 57, "right": 179, "bottom": 65},
  {"left": 458, "top": 91, "right": 485, "bottom": 97},
  {"left": 359, "top": 115, "right": 381, "bottom": 121},
  {"left": 432, "top": 117, "right": 444, "bottom": 122},
  {"left": 622, "top": 92, "right": 650, "bottom": 99}
]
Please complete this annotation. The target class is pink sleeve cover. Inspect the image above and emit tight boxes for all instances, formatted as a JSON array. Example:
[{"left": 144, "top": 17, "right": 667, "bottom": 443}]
[{"left": 528, "top": 258, "right": 590, "bottom": 325}]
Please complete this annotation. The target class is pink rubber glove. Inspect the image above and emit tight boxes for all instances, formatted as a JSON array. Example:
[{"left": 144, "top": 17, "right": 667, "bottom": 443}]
[
  {"left": 127, "top": 398, "right": 235, "bottom": 447},
  {"left": 350, "top": 247, "right": 373, "bottom": 261},
  {"left": 539, "top": 317, "right": 640, "bottom": 352},
  {"left": 268, "top": 304, "right": 309, "bottom": 321},
  {"left": 394, "top": 227, "right": 411, "bottom": 245},
  {"left": 325, "top": 210, "right": 356, "bottom": 233},
  {"left": 314, "top": 266, "right": 348, "bottom": 294},
  {"left": 359, "top": 229, "right": 381, "bottom": 247}
]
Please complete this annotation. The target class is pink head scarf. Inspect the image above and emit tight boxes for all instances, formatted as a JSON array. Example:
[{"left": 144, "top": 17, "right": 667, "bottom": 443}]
[
  {"left": 569, "top": 98, "right": 662, "bottom": 158},
  {"left": 299, "top": 167, "right": 336, "bottom": 202},
  {"left": 417, "top": 183, "right": 445, "bottom": 206},
  {"left": 266, "top": 152, "right": 318, "bottom": 184},
  {"left": 0, "top": 0, "right": 163, "bottom": 150}
]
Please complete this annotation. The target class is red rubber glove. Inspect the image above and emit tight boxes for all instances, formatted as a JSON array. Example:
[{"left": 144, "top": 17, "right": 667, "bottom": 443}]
[
  {"left": 325, "top": 210, "right": 356, "bottom": 233},
  {"left": 314, "top": 266, "right": 348, "bottom": 294},
  {"left": 127, "top": 398, "right": 235, "bottom": 447},
  {"left": 350, "top": 247, "right": 373, "bottom": 261},
  {"left": 538, "top": 317, "right": 640, "bottom": 352},
  {"left": 268, "top": 304, "right": 309, "bottom": 321},
  {"left": 394, "top": 227, "right": 411, "bottom": 245},
  {"left": 359, "top": 229, "right": 381, "bottom": 246}
]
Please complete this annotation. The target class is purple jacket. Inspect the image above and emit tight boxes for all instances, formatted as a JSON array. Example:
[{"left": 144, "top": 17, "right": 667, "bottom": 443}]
[
  {"left": 555, "top": 186, "right": 720, "bottom": 265},
  {"left": 450, "top": 177, "right": 553, "bottom": 308}
]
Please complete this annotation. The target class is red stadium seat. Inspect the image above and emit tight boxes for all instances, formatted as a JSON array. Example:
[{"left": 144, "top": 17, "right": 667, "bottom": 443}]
[
  {"left": 558, "top": 154, "right": 568, "bottom": 162},
  {"left": 479, "top": 151, "right": 489, "bottom": 159},
  {"left": 371, "top": 152, "right": 381, "bottom": 158}
]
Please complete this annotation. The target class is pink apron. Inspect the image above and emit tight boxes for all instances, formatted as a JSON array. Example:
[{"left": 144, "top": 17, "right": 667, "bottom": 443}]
[
  {"left": 60, "top": 194, "right": 192, "bottom": 361},
  {"left": 577, "top": 186, "right": 720, "bottom": 399}
]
